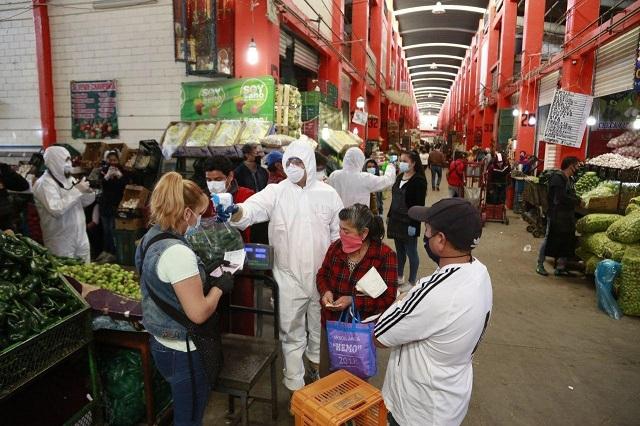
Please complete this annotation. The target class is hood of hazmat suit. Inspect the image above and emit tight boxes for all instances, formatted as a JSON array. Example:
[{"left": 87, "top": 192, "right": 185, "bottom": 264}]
[
  {"left": 327, "top": 147, "right": 396, "bottom": 208},
  {"left": 32, "top": 146, "right": 95, "bottom": 262}
]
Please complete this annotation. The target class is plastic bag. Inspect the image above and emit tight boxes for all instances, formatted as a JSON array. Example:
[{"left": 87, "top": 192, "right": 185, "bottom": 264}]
[
  {"left": 594, "top": 259, "right": 623, "bottom": 320},
  {"left": 464, "top": 187, "right": 482, "bottom": 208},
  {"left": 187, "top": 217, "right": 244, "bottom": 271},
  {"left": 326, "top": 307, "right": 377, "bottom": 379}
]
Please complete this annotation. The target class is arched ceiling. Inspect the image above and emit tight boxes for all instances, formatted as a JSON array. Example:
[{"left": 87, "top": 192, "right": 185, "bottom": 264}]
[{"left": 394, "top": 0, "right": 490, "bottom": 115}]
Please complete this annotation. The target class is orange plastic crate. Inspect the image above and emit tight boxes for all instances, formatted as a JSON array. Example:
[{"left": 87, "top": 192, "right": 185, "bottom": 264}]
[{"left": 291, "top": 370, "right": 387, "bottom": 426}]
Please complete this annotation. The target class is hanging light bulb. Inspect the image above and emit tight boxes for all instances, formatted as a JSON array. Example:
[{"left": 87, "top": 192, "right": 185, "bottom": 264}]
[
  {"left": 633, "top": 115, "right": 640, "bottom": 131},
  {"left": 246, "top": 38, "right": 258, "bottom": 65},
  {"left": 432, "top": 1, "right": 446, "bottom": 14},
  {"left": 356, "top": 96, "right": 365, "bottom": 110},
  {"left": 528, "top": 115, "right": 537, "bottom": 126},
  {"left": 524, "top": 109, "right": 529, "bottom": 115},
  {"left": 512, "top": 108, "right": 520, "bottom": 117},
  {"left": 429, "top": 62, "right": 437, "bottom": 70},
  {"left": 586, "top": 116, "right": 597, "bottom": 126},
  {"left": 322, "top": 123, "right": 332, "bottom": 141},
  {"left": 353, "top": 127, "right": 359, "bottom": 136},
  {"left": 428, "top": 93, "right": 433, "bottom": 98}
]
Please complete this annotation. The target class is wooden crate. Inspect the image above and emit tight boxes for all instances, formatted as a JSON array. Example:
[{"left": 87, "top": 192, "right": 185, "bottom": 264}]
[
  {"left": 115, "top": 217, "right": 146, "bottom": 231},
  {"left": 117, "top": 185, "right": 150, "bottom": 218},
  {"left": 585, "top": 196, "right": 619, "bottom": 213},
  {"left": 81, "top": 141, "right": 106, "bottom": 169}
]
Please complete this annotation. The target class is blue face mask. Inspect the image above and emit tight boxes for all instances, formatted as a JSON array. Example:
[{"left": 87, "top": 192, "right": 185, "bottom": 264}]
[
  {"left": 367, "top": 167, "right": 376, "bottom": 175},
  {"left": 185, "top": 214, "right": 201, "bottom": 237},
  {"left": 399, "top": 162, "right": 410, "bottom": 173}
]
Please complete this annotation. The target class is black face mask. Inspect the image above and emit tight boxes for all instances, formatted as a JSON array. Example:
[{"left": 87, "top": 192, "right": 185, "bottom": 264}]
[{"left": 423, "top": 235, "right": 440, "bottom": 265}]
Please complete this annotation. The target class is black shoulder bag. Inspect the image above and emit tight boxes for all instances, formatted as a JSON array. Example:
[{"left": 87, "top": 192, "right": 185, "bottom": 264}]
[{"left": 139, "top": 233, "right": 225, "bottom": 419}]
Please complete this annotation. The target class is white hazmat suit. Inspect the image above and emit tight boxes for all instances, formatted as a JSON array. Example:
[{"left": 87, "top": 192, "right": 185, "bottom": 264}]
[
  {"left": 231, "top": 140, "right": 343, "bottom": 390},
  {"left": 33, "top": 146, "right": 95, "bottom": 262},
  {"left": 328, "top": 147, "right": 396, "bottom": 208}
]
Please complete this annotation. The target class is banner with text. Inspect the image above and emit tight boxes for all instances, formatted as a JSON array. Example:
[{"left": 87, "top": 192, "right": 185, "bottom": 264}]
[
  {"left": 71, "top": 80, "right": 119, "bottom": 139},
  {"left": 180, "top": 77, "right": 275, "bottom": 122},
  {"left": 543, "top": 89, "right": 593, "bottom": 148}
]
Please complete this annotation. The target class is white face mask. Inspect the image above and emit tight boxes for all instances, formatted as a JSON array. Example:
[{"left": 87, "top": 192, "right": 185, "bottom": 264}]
[
  {"left": 286, "top": 165, "right": 305, "bottom": 184},
  {"left": 63, "top": 160, "right": 72, "bottom": 177},
  {"left": 316, "top": 169, "right": 326, "bottom": 181},
  {"left": 367, "top": 167, "right": 376, "bottom": 175},
  {"left": 207, "top": 180, "right": 227, "bottom": 194}
]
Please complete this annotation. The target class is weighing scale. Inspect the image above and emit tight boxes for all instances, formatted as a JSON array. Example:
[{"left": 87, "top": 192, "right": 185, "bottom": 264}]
[{"left": 243, "top": 243, "right": 274, "bottom": 271}]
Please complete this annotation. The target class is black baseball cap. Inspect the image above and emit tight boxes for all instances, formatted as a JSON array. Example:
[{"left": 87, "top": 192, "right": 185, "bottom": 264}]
[{"left": 408, "top": 198, "right": 482, "bottom": 251}]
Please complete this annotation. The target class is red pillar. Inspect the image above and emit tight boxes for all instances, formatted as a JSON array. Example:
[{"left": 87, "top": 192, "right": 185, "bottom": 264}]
[
  {"left": 350, "top": 0, "right": 369, "bottom": 138},
  {"left": 468, "top": 46, "right": 478, "bottom": 143},
  {"left": 234, "top": 0, "right": 279, "bottom": 79},
  {"left": 498, "top": 0, "right": 517, "bottom": 109},
  {"left": 319, "top": 0, "right": 344, "bottom": 94},
  {"left": 515, "top": 0, "right": 545, "bottom": 156},
  {"left": 482, "top": 4, "right": 499, "bottom": 148},
  {"left": 33, "top": 0, "right": 56, "bottom": 147},
  {"left": 367, "top": 0, "right": 382, "bottom": 140},
  {"left": 555, "top": 0, "right": 600, "bottom": 164}
]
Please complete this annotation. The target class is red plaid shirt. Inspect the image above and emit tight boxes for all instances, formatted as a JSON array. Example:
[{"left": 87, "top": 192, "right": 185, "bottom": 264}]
[{"left": 316, "top": 239, "right": 398, "bottom": 325}]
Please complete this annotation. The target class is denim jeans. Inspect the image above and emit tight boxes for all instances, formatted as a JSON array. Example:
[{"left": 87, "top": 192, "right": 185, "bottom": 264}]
[
  {"left": 537, "top": 219, "right": 567, "bottom": 269},
  {"left": 449, "top": 186, "right": 463, "bottom": 198},
  {"left": 430, "top": 166, "right": 442, "bottom": 189},
  {"left": 101, "top": 214, "right": 116, "bottom": 254},
  {"left": 149, "top": 337, "right": 210, "bottom": 426},
  {"left": 394, "top": 237, "right": 419, "bottom": 283}
]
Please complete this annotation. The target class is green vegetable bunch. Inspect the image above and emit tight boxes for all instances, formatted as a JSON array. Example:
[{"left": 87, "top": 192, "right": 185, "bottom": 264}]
[
  {"left": 58, "top": 263, "right": 141, "bottom": 300},
  {"left": 575, "top": 172, "right": 600, "bottom": 197},
  {"left": 187, "top": 220, "right": 244, "bottom": 272},
  {"left": 607, "top": 213, "right": 640, "bottom": 244}
]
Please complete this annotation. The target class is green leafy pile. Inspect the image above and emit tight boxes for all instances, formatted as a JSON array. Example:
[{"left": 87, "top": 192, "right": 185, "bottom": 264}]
[
  {"left": 575, "top": 172, "right": 601, "bottom": 196},
  {"left": 606, "top": 212, "right": 640, "bottom": 244},
  {"left": 576, "top": 213, "right": 622, "bottom": 234}
]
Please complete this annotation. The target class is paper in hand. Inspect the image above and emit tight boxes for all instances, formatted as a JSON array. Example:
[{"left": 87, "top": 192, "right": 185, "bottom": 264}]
[
  {"left": 222, "top": 249, "right": 246, "bottom": 274},
  {"left": 355, "top": 267, "right": 388, "bottom": 299}
]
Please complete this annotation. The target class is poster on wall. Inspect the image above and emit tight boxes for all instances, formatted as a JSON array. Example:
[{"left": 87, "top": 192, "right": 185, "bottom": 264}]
[
  {"left": 352, "top": 110, "right": 368, "bottom": 126},
  {"left": 543, "top": 89, "right": 593, "bottom": 148},
  {"left": 71, "top": 80, "right": 119, "bottom": 139},
  {"left": 181, "top": 77, "right": 275, "bottom": 121}
]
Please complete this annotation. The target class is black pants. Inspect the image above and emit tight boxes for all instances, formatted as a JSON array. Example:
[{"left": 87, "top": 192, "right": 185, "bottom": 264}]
[{"left": 388, "top": 412, "right": 401, "bottom": 426}]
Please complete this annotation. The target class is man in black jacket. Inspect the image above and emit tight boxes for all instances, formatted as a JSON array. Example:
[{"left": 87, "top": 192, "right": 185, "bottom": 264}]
[
  {"left": 537, "top": 156, "right": 581, "bottom": 276},
  {"left": 0, "top": 162, "right": 29, "bottom": 231},
  {"left": 234, "top": 143, "right": 268, "bottom": 193}
]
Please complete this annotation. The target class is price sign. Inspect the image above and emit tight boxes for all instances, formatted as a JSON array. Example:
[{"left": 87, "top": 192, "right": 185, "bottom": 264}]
[
  {"left": 71, "top": 80, "right": 119, "bottom": 139},
  {"left": 543, "top": 89, "right": 593, "bottom": 148}
]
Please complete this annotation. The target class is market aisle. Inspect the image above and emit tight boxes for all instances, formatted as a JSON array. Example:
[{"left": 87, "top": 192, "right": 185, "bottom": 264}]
[{"left": 204, "top": 179, "right": 640, "bottom": 425}]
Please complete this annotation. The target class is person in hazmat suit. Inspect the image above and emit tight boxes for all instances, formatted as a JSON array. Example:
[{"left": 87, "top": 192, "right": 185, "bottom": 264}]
[
  {"left": 33, "top": 146, "right": 96, "bottom": 262},
  {"left": 328, "top": 147, "right": 396, "bottom": 208},
  {"left": 225, "top": 139, "right": 343, "bottom": 392}
]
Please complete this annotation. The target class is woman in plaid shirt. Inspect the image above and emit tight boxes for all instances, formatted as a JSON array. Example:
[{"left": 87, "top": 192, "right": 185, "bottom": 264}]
[{"left": 316, "top": 203, "right": 398, "bottom": 377}]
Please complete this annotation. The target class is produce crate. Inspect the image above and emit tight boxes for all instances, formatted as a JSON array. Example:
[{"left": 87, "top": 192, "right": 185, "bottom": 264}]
[
  {"left": 585, "top": 196, "right": 619, "bottom": 213},
  {"left": 81, "top": 142, "right": 106, "bottom": 169},
  {"left": 117, "top": 185, "right": 150, "bottom": 219},
  {"left": 114, "top": 229, "right": 145, "bottom": 266},
  {"left": 134, "top": 140, "right": 162, "bottom": 174},
  {"left": 291, "top": 370, "right": 386, "bottom": 426},
  {"left": 115, "top": 217, "right": 146, "bottom": 231},
  {"left": 0, "top": 277, "right": 91, "bottom": 400},
  {"left": 175, "top": 121, "right": 218, "bottom": 157},
  {"left": 122, "top": 148, "right": 138, "bottom": 172}
]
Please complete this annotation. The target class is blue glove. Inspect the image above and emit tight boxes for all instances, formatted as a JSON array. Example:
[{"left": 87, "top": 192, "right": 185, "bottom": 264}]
[
  {"left": 215, "top": 204, "right": 239, "bottom": 223},
  {"left": 408, "top": 226, "right": 417, "bottom": 237}
]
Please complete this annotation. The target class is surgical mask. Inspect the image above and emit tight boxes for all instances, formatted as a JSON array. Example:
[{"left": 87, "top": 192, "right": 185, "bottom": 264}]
[
  {"left": 367, "top": 167, "right": 376, "bottom": 175},
  {"left": 63, "top": 161, "right": 73, "bottom": 178},
  {"left": 424, "top": 235, "right": 440, "bottom": 265},
  {"left": 254, "top": 155, "right": 263, "bottom": 164},
  {"left": 207, "top": 180, "right": 227, "bottom": 194},
  {"left": 286, "top": 165, "right": 305, "bottom": 184},
  {"left": 340, "top": 230, "right": 363, "bottom": 254},
  {"left": 316, "top": 169, "right": 326, "bottom": 181},
  {"left": 399, "top": 162, "right": 410, "bottom": 173},
  {"left": 185, "top": 214, "right": 201, "bottom": 237}
]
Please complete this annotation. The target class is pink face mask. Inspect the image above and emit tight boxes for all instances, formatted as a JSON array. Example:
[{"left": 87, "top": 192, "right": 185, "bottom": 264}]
[{"left": 340, "top": 230, "right": 364, "bottom": 254}]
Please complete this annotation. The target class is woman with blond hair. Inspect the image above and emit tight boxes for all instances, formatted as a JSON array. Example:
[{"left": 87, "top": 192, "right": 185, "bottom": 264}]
[{"left": 135, "top": 172, "right": 234, "bottom": 426}]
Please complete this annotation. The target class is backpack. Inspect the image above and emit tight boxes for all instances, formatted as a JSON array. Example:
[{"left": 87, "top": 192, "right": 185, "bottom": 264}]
[{"left": 538, "top": 168, "right": 563, "bottom": 188}]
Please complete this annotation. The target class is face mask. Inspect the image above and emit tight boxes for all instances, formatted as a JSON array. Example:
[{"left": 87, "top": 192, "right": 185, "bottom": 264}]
[
  {"left": 63, "top": 165, "right": 72, "bottom": 178},
  {"left": 340, "top": 230, "right": 363, "bottom": 254},
  {"left": 399, "top": 162, "right": 410, "bottom": 173},
  {"left": 185, "top": 213, "right": 201, "bottom": 237},
  {"left": 254, "top": 155, "right": 263, "bottom": 164},
  {"left": 286, "top": 165, "right": 305, "bottom": 184},
  {"left": 316, "top": 169, "right": 326, "bottom": 181},
  {"left": 367, "top": 167, "right": 376, "bottom": 175},
  {"left": 424, "top": 235, "right": 440, "bottom": 265},
  {"left": 207, "top": 180, "right": 227, "bottom": 194}
]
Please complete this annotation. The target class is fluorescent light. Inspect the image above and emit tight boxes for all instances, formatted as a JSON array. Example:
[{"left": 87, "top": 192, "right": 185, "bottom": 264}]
[
  {"left": 321, "top": 123, "right": 332, "bottom": 141},
  {"left": 432, "top": 2, "right": 446, "bottom": 14},
  {"left": 246, "top": 38, "right": 259, "bottom": 65},
  {"left": 586, "top": 116, "right": 597, "bottom": 126},
  {"left": 403, "top": 43, "right": 470, "bottom": 51},
  {"left": 411, "top": 78, "right": 456, "bottom": 84},
  {"left": 528, "top": 115, "right": 537, "bottom": 126},
  {"left": 394, "top": 4, "right": 487, "bottom": 16},
  {"left": 512, "top": 108, "right": 520, "bottom": 117},
  {"left": 414, "top": 88, "right": 450, "bottom": 93},
  {"left": 411, "top": 71, "right": 458, "bottom": 78},
  {"left": 93, "top": 0, "right": 156, "bottom": 9},
  {"left": 406, "top": 54, "right": 465, "bottom": 62},
  {"left": 409, "top": 64, "right": 460, "bottom": 71}
]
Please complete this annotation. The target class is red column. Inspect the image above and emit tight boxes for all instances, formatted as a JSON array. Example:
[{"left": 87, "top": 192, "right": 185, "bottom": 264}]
[
  {"left": 515, "top": 0, "right": 545, "bottom": 156},
  {"left": 498, "top": 0, "right": 517, "bottom": 109},
  {"left": 350, "top": 0, "right": 369, "bottom": 137},
  {"left": 319, "top": 0, "right": 344, "bottom": 93},
  {"left": 234, "top": 0, "right": 279, "bottom": 79},
  {"left": 468, "top": 46, "right": 478, "bottom": 143},
  {"left": 482, "top": 5, "right": 499, "bottom": 147},
  {"left": 555, "top": 0, "right": 600, "bottom": 164},
  {"left": 33, "top": 0, "right": 56, "bottom": 147},
  {"left": 368, "top": 0, "right": 382, "bottom": 140}
]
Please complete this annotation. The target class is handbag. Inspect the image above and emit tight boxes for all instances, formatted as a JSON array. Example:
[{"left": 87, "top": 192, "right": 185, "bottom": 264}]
[{"left": 326, "top": 306, "right": 377, "bottom": 379}]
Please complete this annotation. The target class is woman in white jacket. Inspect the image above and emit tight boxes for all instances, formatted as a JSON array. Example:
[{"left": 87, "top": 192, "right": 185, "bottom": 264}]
[
  {"left": 328, "top": 147, "right": 396, "bottom": 208},
  {"left": 33, "top": 146, "right": 95, "bottom": 262}
]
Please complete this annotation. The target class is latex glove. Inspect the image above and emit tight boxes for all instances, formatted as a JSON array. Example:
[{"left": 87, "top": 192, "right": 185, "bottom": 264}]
[
  {"left": 408, "top": 226, "right": 417, "bottom": 237},
  {"left": 212, "top": 272, "right": 235, "bottom": 295},
  {"left": 215, "top": 204, "right": 239, "bottom": 223},
  {"left": 75, "top": 178, "right": 92, "bottom": 194}
]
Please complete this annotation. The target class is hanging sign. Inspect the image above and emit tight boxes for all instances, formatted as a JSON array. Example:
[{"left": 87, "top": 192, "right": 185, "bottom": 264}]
[
  {"left": 352, "top": 110, "right": 368, "bottom": 126},
  {"left": 181, "top": 77, "right": 275, "bottom": 121},
  {"left": 543, "top": 89, "right": 593, "bottom": 148},
  {"left": 71, "top": 80, "right": 119, "bottom": 139}
]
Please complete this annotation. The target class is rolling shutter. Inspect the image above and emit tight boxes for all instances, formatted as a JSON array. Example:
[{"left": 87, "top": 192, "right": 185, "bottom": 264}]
[
  {"left": 538, "top": 70, "right": 559, "bottom": 107},
  {"left": 593, "top": 27, "right": 640, "bottom": 97},
  {"left": 294, "top": 39, "right": 320, "bottom": 72},
  {"left": 280, "top": 31, "right": 292, "bottom": 58},
  {"left": 544, "top": 143, "right": 558, "bottom": 170}
]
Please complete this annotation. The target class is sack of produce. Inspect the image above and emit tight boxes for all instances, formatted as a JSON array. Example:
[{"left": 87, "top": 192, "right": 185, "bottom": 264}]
[
  {"left": 618, "top": 246, "right": 640, "bottom": 316},
  {"left": 261, "top": 134, "right": 295, "bottom": 147},
  {"left": 606, "top": 131, "right": 639, "bottom": 149},
  {"left": 606, "top": 212, "right": 640, "bottom": 244},
  {"left": 585, "top": 255, "right": 603, "bottom": 275},
  {"left": 574, "top": 171, "right": 601, "bottom": 197},
  {"left": 187, "top": 218, "right": 244, "bottom": 272},
  {"left": 594, "top": 260, "right": 623, "bottom": 319},
  {"left": 582, "top": 233, "right": 610, "bottom": 258},
  {"left": 625, "top": 203, "right": 640, "bottom": 215},
  {"left": 575, "top": 213, "right": 622, "bottom": 234},
  {"left": 575, "top": 245, "right": 591, "bottom": 262},
  {"left": 614, "top": 146, "right": 640, "bottom": 159},
  {"left": 603, "top": 238, "right": 627, "bottom": 261}
]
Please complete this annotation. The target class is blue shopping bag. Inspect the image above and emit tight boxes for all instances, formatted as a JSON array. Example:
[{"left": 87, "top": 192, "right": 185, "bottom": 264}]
[{"left": 326, "top": 306, "right": 377, "bottom": 379}]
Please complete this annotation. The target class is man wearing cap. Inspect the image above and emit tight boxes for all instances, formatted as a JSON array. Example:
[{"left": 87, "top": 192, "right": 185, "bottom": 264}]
[
  {"left": 374, "top": 198, "right": 493, "bottom": 426},
  {"left": 266, "top": 151, "right": 286, "bottom": 184}
]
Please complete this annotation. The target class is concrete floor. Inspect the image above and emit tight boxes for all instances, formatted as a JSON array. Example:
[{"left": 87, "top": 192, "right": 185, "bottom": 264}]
[{"left": 203, "top": 181, "right": 640, "bottom": 426}]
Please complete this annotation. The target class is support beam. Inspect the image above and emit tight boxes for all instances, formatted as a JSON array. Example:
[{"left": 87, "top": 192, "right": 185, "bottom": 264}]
[{"left": 33, "top": 0, "right": 56, "bottom": 147}]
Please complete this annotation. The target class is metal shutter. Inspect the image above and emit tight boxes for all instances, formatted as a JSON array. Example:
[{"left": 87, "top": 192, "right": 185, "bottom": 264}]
[
  {"left": 294, "top": 39, "right": 320, "bottom": 72},
  {"left": 544, "top": 143, "right": 558, "bottom": 170},
  {"left": 280, "top": 32, "right": 292, "bottom": 58},
  {"left": 538, "top": 70, "right": 559, "bottom": 107},
  {"left": 593, "top": 27, "right": 640, "bottom": 97}
]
